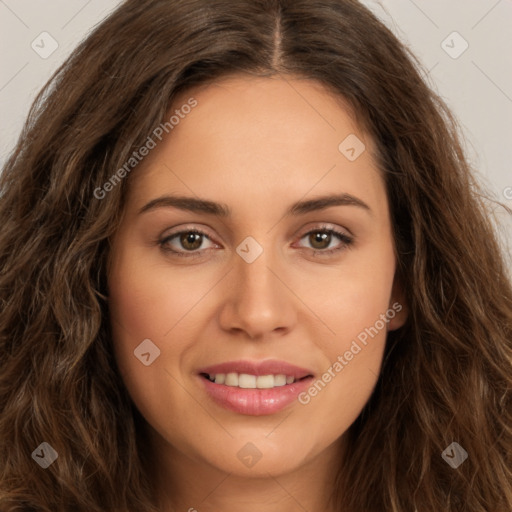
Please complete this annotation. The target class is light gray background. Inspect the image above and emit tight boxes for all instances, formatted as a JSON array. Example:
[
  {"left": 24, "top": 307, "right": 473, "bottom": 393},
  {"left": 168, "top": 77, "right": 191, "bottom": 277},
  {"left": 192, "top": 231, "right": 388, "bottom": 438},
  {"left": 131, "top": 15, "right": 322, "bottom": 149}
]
[{"left": 1, "top": 0, "right": 511, "bottom": 255}]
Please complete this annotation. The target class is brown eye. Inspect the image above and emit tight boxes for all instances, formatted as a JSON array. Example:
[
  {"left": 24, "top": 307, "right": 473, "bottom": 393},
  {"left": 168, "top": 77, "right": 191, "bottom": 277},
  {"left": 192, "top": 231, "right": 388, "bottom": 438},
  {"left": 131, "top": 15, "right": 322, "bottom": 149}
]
[
  {"left": 297, "top": 227, "right": 353, "bottom": 256},
  {"left": 159, "top": 229, "right": 216, "bottom": 256},
  {"left": 179, "top": 232, "right": 203, "bottom": 251},
  {"left": 308, "top": 231, "right": 332, "bottom": 250}
]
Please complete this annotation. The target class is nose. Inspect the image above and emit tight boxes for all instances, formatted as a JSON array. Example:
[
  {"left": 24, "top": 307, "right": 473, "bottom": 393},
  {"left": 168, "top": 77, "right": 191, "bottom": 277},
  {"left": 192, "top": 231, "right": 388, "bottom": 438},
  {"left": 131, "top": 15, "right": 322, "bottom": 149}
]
[{"left": 218, "top": 246, "right": 297, "bottom": 340}]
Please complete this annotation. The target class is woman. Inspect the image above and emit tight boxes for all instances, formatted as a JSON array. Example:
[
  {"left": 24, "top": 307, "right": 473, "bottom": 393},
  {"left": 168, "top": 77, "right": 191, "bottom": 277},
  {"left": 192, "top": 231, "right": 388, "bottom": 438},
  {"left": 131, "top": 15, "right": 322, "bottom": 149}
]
[{"left": 1, "top": 0, "right": 511, "bottom": 510}]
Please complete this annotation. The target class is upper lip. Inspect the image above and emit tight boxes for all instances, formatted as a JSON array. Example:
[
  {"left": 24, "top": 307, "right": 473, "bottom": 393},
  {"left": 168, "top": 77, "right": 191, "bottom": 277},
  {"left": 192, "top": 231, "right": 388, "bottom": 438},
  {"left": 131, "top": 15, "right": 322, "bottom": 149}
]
[{"left": 197, "top": 359, "right": 314, "bottom": 379}]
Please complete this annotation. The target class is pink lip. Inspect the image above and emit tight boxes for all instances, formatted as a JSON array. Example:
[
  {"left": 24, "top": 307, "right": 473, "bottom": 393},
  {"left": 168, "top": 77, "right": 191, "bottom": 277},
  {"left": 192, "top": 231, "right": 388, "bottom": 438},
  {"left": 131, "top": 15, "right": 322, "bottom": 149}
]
[{"left": 197, "top": 359, "right": 315, "bottom": 416}]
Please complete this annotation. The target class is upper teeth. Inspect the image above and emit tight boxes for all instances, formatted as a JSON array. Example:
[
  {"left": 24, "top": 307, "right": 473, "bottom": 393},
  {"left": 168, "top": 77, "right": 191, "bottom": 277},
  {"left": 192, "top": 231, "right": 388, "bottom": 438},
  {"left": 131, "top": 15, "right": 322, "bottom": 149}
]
[{"left": 207, "top": 373, "right": 295, "bottom": 388}]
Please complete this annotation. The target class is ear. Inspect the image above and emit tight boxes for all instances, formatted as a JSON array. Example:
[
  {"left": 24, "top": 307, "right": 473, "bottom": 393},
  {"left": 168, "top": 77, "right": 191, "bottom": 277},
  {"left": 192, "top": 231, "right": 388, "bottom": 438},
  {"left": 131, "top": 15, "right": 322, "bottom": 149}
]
[{"left": 387, "top": 273, "right": 408, "bottom": 331}]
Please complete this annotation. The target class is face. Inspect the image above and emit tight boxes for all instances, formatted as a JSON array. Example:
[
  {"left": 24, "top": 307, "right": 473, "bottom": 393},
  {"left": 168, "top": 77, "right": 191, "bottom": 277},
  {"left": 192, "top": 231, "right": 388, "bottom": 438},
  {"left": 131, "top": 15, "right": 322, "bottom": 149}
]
[{"left": 108, "top": 75, "right": 406, "bottom": 481}]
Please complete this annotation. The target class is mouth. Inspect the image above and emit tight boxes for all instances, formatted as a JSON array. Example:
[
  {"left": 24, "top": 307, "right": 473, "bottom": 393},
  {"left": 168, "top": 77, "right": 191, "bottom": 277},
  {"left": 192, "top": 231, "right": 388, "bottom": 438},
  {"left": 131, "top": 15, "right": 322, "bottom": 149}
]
[{"left": 196, "top": 360, "right": 315, "bottom": 416}]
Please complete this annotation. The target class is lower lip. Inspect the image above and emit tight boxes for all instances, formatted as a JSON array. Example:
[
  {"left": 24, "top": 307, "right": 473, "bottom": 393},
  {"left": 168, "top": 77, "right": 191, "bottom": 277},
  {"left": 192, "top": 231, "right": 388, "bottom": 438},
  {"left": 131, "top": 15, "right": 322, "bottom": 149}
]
[{"left": 199, "top": 375, "right": 314, "bottom": 416}]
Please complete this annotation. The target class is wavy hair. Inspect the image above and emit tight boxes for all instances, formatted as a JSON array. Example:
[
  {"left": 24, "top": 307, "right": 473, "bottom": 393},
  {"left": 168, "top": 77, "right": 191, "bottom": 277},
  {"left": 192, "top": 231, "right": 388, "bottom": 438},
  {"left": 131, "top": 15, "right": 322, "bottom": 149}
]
[{"left": 1, "top": 0, "right": 511, "bottom": 510}]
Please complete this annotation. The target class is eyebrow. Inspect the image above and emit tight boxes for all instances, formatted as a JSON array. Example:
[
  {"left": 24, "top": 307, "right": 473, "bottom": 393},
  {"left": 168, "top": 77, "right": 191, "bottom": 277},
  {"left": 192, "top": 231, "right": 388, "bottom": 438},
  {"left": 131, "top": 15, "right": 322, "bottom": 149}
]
[{"left": 138, "top": 193, "right": 372, "bottom": 217}]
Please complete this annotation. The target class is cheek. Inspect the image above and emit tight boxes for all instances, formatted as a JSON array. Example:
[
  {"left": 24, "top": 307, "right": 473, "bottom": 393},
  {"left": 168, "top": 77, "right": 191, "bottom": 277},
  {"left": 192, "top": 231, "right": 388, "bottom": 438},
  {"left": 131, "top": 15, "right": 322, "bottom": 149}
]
[
  {"left": 306, "top": 243, "right": 396, "bottom": 349},
  {"left": 108, "top": 248, "right": 200, "bottom": 349},
  {"left": 107, "top": 246, "right": 224, "bottom": 417},
  {"left": 107, "top": 263, "right": 192, "bottom": 441},
  {"left": 107, "top": 249, "right": 184, "bottom": 404},
  {"left": 295, "top": 243, "right": 395, "bottom": 420},
  {"left": 298, "top": 298, "right": 389, "bottom": 444}
]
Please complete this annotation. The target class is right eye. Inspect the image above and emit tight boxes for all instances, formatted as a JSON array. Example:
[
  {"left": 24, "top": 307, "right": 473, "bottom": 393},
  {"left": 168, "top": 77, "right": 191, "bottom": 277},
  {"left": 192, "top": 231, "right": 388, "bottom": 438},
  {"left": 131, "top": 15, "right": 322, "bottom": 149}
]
[{"left": 159, "top": 229, "right": 219, "bottom": 257}]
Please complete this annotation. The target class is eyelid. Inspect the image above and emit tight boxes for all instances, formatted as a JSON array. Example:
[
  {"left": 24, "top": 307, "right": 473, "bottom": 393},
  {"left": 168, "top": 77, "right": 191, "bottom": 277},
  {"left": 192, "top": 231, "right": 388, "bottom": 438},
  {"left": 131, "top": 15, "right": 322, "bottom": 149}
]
[
  {"left": 160, "top": 223, "right": 217, "bottom": 240},
  {"left": 295, "top": 222, "right": 352, "bottom": 239}
]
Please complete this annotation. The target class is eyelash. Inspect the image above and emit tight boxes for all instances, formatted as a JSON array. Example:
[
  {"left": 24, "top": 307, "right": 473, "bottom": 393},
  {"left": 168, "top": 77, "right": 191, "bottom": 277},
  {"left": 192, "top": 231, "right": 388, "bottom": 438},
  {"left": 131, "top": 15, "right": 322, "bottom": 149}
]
[{"left": 158, "top": 225, "right": 354, "bottom": 259}]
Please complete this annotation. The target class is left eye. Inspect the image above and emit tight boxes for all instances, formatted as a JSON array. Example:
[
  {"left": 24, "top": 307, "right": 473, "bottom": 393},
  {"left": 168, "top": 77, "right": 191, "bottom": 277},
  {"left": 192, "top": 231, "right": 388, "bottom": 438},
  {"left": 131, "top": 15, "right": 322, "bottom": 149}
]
[{"left": 296, "top": 228, "right": 353, "bottom": 253}]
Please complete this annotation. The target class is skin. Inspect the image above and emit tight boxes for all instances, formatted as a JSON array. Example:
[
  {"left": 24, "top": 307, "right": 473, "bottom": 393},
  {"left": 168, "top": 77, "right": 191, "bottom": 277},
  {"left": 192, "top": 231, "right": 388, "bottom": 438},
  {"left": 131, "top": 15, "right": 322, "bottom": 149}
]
[{"left": 108, "top": 74, "right": 407, "bottom": 512}]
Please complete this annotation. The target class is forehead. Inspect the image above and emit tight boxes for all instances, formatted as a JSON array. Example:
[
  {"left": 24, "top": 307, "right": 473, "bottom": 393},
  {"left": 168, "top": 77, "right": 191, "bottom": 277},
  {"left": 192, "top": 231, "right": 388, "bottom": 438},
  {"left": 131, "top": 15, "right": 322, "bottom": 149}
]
[{"left": 126, "top": 74, "right": 386, "bottom": 217}]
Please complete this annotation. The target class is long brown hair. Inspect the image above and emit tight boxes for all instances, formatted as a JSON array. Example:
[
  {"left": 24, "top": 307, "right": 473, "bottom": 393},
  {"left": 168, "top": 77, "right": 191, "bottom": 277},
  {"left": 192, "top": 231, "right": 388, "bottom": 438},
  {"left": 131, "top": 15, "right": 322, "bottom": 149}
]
[{"left": 1, "top": 0, "right": 511, "bottom": 510}]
